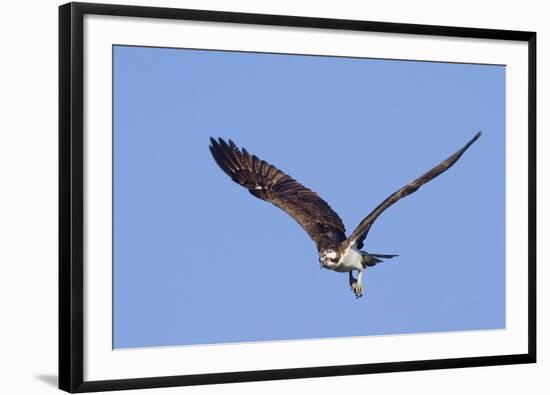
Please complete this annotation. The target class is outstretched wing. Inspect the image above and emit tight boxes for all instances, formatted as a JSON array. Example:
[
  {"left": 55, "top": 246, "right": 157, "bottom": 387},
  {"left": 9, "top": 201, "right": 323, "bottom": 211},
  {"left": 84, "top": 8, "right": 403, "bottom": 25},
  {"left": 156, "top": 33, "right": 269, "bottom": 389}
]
[
  {"left": 345, "top": 131, "right": 481, "bottom": 250},
  {"left": 209, "top": 138, "right": 346, "bottom": 252}
]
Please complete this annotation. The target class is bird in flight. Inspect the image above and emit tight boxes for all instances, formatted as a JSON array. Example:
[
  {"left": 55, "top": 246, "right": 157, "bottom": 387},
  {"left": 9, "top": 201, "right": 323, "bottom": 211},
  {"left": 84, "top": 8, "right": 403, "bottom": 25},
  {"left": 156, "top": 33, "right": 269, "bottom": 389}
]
[{"left": 209, "top": 132, "right": 481, "bottom": 298}]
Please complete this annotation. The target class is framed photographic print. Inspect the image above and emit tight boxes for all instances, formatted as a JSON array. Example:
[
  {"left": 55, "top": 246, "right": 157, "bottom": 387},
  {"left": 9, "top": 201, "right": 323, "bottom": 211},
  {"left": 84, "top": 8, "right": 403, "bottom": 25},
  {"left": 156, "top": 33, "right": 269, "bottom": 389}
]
[{"left": 59, "top": 2, "right": 536, "bottom": 393}]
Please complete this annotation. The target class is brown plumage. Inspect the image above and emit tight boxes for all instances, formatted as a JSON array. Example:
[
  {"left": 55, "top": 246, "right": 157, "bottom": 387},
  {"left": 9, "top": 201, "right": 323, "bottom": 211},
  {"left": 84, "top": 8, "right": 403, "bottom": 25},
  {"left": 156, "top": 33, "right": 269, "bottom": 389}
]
[
  {"left": 209, "top": 138, "right": 346, "bottom": 252},
  {"left": 209, "top": 133, "right": 481, "bottom": 298},
  {"left": 345, "top": 131, "right": 482, "bottom": 251}
]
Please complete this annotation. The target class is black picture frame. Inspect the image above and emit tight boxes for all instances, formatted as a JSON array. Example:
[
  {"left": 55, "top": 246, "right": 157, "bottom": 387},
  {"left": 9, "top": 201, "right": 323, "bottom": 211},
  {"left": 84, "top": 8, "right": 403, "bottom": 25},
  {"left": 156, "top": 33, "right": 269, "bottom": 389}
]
[{"left": 59, "top": 2, "right": 537, "bottom": 393}]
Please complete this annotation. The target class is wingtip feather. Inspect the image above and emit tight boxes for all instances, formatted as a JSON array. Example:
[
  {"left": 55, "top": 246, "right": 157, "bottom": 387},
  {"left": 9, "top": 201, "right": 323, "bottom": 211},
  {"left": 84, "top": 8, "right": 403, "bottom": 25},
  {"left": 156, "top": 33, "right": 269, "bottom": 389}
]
[
  {"left": 462, "top": 131, "right": 482, "bottom": 152},
  {"left": 473, "top": 131, "right": 482, "bottom": 141}
]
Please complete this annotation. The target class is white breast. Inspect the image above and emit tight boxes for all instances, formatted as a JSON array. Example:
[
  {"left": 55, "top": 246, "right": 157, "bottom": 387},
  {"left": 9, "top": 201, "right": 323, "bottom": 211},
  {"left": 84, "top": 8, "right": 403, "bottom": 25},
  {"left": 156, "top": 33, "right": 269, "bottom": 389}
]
[{"left": 334, "top": 247, "right": 363, "bottom": 272}]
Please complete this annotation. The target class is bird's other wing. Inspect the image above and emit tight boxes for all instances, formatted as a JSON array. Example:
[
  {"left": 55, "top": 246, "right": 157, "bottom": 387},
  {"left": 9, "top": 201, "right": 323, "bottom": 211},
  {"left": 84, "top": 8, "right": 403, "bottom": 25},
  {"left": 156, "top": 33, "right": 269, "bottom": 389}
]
[
  {"left": 345, "top": 131, "right": 482, "bottom": 250},
  {"left": 209, "top": 138, "right": 346, "bottom": 252}
]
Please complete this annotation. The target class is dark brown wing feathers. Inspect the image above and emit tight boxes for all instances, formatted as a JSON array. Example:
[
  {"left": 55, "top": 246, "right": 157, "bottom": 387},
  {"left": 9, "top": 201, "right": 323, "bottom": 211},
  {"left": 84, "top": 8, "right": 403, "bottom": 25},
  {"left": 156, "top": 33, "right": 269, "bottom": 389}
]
[
  {"left": 210, "top": 132, "right": 480, "bottom": 254},
  {"left": 209, "top": 138, "right": 346, "bottom": 251},
  {"left": 347, "top": 131, "right": 481, "bottom": 250}
]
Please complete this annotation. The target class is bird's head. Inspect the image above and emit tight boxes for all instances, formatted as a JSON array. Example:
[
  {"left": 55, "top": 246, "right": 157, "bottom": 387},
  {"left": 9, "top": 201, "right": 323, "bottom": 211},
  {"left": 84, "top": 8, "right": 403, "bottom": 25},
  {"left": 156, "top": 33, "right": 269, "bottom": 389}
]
[{"left": 319, "top": 249, "right": 340, "bottom": 269}]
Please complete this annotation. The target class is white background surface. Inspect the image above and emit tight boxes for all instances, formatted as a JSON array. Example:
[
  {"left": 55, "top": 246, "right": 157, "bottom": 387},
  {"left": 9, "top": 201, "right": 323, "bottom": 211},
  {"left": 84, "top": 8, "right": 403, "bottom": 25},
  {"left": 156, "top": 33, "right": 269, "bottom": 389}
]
[{"left": 0, "top": 0, "right": 546, "bottom": 394}]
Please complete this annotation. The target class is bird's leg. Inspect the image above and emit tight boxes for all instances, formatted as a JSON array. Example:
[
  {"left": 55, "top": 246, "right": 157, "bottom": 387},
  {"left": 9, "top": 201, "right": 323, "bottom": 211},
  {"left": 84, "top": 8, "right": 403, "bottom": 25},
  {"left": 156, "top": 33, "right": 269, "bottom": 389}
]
[
  {"left": 349, "top": 271, "right": 364, "bottom": 298},
  {"left": 353, "top": 270, "right": 364, "bottom": 298},
  {"left": 349, "top": 271, "right": 357, "bottom": 291}
]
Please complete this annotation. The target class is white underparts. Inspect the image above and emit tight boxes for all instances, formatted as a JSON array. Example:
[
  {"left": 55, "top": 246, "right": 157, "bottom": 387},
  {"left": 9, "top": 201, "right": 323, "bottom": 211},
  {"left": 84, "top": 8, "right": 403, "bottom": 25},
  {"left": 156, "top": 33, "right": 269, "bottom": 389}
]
[{"left": 334, "top": 246, "right": 364, "bottom": 273}]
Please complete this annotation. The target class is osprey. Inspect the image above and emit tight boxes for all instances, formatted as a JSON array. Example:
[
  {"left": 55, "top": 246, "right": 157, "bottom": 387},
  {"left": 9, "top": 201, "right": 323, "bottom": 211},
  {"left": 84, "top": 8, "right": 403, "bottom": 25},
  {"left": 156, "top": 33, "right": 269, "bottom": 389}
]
[{"left": 209, "top": 132, "right": 481, "bottom": 298}]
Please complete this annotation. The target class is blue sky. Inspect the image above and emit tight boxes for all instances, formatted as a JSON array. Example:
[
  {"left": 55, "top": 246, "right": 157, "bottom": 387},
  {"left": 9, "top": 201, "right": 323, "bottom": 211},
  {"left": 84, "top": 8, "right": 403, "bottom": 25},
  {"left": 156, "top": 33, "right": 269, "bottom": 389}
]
[{"left": 113, "top": 45, "right": 505, "bottom": 349}]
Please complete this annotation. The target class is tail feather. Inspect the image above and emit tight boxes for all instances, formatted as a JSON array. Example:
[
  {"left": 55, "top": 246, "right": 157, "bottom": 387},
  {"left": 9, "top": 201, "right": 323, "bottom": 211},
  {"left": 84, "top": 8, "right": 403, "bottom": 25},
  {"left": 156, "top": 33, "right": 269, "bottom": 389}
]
[
  {"left": 361, "top": 252, "right": 398, "bottom": 267},
  {"left": 370, "top": 253, "right": 399, "bottom": 259}
]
